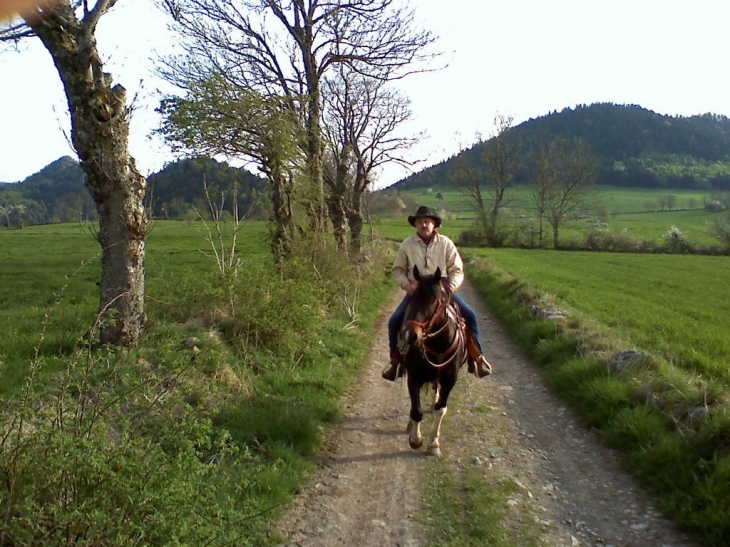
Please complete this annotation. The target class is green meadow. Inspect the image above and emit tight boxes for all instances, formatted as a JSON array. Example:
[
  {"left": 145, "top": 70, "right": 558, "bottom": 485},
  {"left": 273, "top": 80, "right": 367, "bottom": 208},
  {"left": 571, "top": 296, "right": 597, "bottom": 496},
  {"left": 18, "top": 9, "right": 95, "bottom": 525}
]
[
  {"left": 462, "top": 248, "right": 730, "bottom": 544},
  {"left": 2, "top": 190, "right": 730, "bottom": 544},
  {"left": 397, "top": 185, "right": 713, "bottom": 215},
  {"left": 468, "top": 248, "right": 730, "bottom": 382},
  {"left": 0, "top": 221, "right": 274, "bottom": 389},
  {"left": 389, "top": 185, "right": 728, "bottom": 248}
]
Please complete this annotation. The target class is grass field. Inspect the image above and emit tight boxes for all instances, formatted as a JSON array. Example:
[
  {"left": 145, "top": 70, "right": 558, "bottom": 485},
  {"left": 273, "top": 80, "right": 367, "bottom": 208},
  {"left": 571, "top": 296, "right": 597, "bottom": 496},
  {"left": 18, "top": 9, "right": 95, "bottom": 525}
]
[
  {"left": 0, "top": 220, "right": 275, "bottom": 390},
  {"left": 467, "top": 248, "right": 730, "bottom": 382},
  {"left": 462, "top": 248, "right": 730, "bottom": 544},
  {"left": 384, "top": 185, "right": 729, "bottom": 248},
  {"left": 396, "top": 185, "right": 715, "bottom": 215},
  {"left": 3, "top": 206, "right": 730, "bottom": 544}
]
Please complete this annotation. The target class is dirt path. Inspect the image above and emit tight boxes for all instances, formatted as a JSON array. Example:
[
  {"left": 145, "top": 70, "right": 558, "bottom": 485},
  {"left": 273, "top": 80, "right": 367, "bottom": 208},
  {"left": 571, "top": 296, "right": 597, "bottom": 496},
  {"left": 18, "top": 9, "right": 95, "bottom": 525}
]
[{"left": 275, "top": 281, "right": 698, "bottom": 547}]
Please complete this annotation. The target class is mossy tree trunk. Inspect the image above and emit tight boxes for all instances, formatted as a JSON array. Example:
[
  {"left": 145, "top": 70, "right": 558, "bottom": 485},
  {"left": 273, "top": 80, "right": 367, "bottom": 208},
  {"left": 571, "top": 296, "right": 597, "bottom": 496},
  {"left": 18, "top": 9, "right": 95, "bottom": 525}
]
[{"left": 28, "top": 1, "right": 147, "bottom": 347}]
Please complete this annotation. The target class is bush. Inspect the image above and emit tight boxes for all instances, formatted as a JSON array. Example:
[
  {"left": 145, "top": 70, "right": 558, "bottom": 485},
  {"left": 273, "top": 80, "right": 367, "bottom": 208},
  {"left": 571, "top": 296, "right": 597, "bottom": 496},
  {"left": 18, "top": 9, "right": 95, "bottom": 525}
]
[
  {"left": 662, "top": 225, "right": 694, "bottom": 254},
  {"left": 585, "top": 227, "right": 639, "bottom": 252},
  {"left": 706, "top": 215, "right": 730, "bottom": 251},
  {"left": 458, "top": 228, "right": 485, "bottom": 247},
  {"left": 505, "top": 217, "right": 540, "bottom": 248},
  {"left": 705, "top": 200, "right": 726, "bottom": 213},
  {"left": 0, "top": 354, "right": 256, "bottom": 546}
]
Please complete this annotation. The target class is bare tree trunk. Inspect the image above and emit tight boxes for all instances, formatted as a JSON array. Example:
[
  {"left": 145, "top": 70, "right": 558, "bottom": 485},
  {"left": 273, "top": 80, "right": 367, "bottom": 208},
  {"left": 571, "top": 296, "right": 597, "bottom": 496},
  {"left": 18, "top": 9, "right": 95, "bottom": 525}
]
[
  {"left": 323, "top": 144, "right": 352, "bottom": 254},
  {"left": 305, "top": 93, "right": 327, "bottom": 233},
  {"left": 327, "top": 194, "right": 348, "bottom": 254},
  {"left": 348, "top": 170, "right": 368, "bottom": 256},
  {"left": 269, "top": 163, "right": 294, "bottom": 262},
  {"left": 347, "top": 209, "right": 364, "bottom": 256},
  {"left": 30, "top": 3, "right": 147, "bottom": 347}
]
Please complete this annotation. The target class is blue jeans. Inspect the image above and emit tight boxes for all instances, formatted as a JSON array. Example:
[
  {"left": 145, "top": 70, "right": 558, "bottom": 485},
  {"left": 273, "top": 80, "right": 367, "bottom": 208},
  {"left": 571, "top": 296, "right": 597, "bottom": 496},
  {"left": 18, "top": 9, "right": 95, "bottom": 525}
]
[{"left": 388, "top": 293, "right": 481, "bottom": 356}]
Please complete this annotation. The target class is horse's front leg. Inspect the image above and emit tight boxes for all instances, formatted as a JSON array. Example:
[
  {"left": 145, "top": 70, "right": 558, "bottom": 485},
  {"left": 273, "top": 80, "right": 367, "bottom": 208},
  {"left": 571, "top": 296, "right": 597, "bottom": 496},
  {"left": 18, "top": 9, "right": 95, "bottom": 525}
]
[
  {"left": 427, "top": 407, "right": 447, "bottom": 458},
  {"left": 427, "top": 376, "right": 455, "bottom": 457},
  {"left": 407, "top": 376, "right": 424, "bottom": 449}
]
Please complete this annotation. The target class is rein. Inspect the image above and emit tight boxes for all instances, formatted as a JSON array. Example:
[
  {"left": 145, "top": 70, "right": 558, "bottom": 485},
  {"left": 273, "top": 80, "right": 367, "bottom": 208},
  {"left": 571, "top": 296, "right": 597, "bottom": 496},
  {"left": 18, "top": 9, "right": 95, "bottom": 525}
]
[
  {"left": 406, "top": 301, "right": 464, "bottom": 368},
  {"left": 406, "top": 301, "right": 447, "bottom": 332}
]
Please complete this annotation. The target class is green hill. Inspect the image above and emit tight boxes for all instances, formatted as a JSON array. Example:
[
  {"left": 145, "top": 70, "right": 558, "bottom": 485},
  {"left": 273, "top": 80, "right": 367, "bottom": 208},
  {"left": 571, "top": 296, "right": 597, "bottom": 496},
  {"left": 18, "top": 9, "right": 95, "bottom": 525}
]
[
  {"left": 0, "top": 156, "right": 265, "bottom": 226},
  {"left": 391, "top": 103, "right": 730, "bottom": 192}
]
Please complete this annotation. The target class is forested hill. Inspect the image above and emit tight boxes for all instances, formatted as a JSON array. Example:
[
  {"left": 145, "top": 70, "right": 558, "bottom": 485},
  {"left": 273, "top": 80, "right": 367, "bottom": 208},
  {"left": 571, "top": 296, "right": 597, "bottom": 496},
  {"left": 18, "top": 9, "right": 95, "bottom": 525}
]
[
  {"left": 392, "top": 103, "right": 730, "bottom": 191},
  {"left": 0, "top": 157, "right": 265, "bottom": 226}
]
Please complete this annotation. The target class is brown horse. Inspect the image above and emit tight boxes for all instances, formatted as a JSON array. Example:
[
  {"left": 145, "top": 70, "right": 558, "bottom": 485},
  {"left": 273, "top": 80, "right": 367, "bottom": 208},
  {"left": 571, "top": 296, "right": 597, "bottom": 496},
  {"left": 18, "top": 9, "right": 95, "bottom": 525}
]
[{"left": 397, "top": 265, "right": 467, "bottom": 457}]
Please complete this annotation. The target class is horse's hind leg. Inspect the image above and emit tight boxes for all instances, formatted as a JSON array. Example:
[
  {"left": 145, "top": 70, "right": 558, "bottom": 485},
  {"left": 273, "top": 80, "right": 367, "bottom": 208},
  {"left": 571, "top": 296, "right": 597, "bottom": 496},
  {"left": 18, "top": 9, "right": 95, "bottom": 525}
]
[{"left": 430, "top": 382, "right": 440, "bottom": 412}]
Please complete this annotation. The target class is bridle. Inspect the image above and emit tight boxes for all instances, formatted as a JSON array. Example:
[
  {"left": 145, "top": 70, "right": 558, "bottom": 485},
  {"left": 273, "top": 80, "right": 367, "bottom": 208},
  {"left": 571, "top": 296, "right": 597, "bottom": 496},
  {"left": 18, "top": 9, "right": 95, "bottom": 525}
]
[{"left": 404, "top": 296, "right": 465, "bottom": 368}]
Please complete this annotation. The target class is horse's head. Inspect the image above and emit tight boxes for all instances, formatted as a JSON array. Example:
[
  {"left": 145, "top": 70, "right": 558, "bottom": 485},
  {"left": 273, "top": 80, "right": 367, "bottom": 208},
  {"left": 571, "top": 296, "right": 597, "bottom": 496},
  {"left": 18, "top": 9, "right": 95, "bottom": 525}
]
[{"left": 402, "top": 265, "right": 451, "bottom": 347}]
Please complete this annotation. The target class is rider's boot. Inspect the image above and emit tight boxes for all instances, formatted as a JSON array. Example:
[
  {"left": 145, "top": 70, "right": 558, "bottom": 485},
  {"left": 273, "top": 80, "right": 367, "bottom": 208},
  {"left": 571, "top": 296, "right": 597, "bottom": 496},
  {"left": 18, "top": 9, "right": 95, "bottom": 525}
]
[
  {"left": 473, "top": 355, "right": 492, "bottom": 378},
  {"left": 465, "top": 330, "right": 493, "bottom": 378},
  {"left": 381, "top": 352, "right": 402, "bottom": 381}
]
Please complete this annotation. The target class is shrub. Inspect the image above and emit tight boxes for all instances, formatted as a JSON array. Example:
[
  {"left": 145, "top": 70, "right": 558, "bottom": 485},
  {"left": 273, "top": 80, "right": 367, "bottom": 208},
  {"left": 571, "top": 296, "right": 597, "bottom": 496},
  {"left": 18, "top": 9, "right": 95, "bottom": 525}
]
[
  {"left": 506, "top": 217, "right": 540, "bottom": 248},
  {"left": 706, "top": 215, "right": 730, "bottom": 251},
  {"left": 458, "top": 228, "right": 485, "bottom": 247},
  {"left": 585, "top": 227, "right": 639, "bottom": 252},
  {"left": 705, "top": 200, "right": 726, "bottom": 213},
  {"left": 0, "top": 353, "right": 255, "bottom": 546},
  {"left": 662, "top": 225, "right": 694, "bottom": 254}
]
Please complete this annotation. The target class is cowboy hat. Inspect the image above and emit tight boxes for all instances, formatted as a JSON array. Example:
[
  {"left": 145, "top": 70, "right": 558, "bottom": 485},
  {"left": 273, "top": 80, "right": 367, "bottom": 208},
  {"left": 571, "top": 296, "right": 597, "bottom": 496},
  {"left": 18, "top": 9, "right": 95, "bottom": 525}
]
[{"left": 408, "top": 205, "right": 442, "bottom": 228}]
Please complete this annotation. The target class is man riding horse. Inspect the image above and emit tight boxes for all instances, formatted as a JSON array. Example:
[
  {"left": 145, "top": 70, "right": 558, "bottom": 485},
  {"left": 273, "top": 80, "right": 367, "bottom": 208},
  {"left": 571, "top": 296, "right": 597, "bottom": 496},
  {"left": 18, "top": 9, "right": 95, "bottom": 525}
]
[{"left": 383, "top": 205, "right": 493, "bottom": 381}]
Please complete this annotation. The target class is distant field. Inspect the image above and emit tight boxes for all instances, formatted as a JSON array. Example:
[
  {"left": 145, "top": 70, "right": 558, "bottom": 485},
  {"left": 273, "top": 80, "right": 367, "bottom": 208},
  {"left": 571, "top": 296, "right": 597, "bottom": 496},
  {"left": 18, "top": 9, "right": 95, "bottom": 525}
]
[
  {"left": 466, "top": 248, "right": 730, "bottom": 383},
  {"left": 396, "top": 185, "right": 714, "bottom": 215},
  {"left": 383, "top": 185, "right": 728, "bottom": 247}
]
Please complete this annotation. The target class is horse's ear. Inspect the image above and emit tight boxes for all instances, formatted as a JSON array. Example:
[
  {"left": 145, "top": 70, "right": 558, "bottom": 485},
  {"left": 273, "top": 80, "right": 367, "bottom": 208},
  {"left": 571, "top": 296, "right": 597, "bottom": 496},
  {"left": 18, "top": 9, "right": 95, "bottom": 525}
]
[
  {"left": 434, "top": 267, "right": 442, "bottom": 281},
  {"left": 413, "top": 265, "right": 421, "bottom": 281}
]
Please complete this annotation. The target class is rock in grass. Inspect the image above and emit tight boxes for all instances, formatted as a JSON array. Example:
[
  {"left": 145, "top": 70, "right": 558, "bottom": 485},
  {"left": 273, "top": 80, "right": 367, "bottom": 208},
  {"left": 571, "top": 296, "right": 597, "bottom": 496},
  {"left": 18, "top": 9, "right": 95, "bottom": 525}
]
[{"left": 607, "top": 348, "right": 651, "bottom": 373}]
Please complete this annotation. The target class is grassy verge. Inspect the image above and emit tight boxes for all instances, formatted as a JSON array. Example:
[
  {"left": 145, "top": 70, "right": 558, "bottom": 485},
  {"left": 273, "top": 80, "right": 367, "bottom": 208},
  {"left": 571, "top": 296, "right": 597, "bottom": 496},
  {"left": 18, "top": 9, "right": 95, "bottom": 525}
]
[
  {"left": 0, "top": 222, "right": 396, "bottom": 545},
  {"left": 463, "top": 249, "right": 730, "bottom": 546}
]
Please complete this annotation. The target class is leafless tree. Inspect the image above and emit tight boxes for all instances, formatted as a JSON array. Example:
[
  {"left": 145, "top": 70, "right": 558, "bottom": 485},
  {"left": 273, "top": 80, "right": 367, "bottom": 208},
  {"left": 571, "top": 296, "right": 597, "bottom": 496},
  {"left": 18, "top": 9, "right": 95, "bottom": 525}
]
[
  {"left": 533, "top": 135, "right": 599, "bottom": 248},
  {"left": 322, "top": 66, "right": 420, "bottom": 255},
  {"left": 0, "top": 205, "right": 11, "bottom": 229},
  {"left": 480, "top": 114, "right": 520, "bottom": 246},
  {"left": 457, "top": 116, "right": 521, "bottom": 247},
  {"left": 157, "top": 0, "right": 437, "bottom": 242},
  {"left": 454, "top": 141, "right": 488, "bottom": 245},
  {"left": 1, "top": 1, "right": 147, "bottom": 347}
]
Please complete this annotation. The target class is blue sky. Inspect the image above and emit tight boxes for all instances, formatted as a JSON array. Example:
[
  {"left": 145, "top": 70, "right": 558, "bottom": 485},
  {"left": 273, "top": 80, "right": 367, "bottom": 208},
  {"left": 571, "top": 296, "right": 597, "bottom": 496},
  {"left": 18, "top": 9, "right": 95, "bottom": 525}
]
[{"left": 2, "top": 0, "right": 730, "bottom": 188}]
